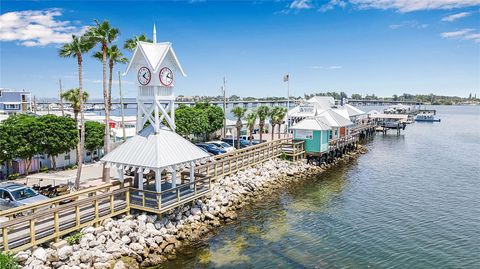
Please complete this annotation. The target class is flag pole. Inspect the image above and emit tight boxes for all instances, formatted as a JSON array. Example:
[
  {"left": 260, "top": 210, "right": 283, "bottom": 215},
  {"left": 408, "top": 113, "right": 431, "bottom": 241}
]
[{"left": 286, "top": 74, "right": 290, "bottom": 138}]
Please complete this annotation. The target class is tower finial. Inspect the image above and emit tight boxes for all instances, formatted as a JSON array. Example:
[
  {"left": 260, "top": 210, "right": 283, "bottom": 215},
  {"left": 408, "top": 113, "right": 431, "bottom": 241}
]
[{"left": 153, "top": 24, "right": 157, "bottom": 44}]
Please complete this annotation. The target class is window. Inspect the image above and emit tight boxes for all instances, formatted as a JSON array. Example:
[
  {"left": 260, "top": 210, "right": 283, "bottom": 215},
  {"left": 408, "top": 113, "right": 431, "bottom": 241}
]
[
  {"left": 0, "top": 190, "right": 13, "bottom": 201},
  {"left": 64, "top": 153, "right": 70, "bottom": 160},
  {"left": 329, "top": 131, "right": 332, "bottom": 139},
  {"left": 0, "top": 90, "right": 2, "bottom": 97},
  {"left": 4, "top": 104, "right": 20, "bottom": 110}
]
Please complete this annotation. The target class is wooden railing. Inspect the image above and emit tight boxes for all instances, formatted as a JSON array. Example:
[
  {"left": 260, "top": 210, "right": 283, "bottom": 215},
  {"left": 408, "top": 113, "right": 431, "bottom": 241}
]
[
  {"left": 0, "top": 138, "right": 304, "bottom": 253},
  {"left": 282, "top": 140, "right": 306, "bottom": 160},
  {"left": 328, "top": 135, "right": 359, "bottom": 151},
  {"left": 0, "top": 185, "right": 130, "bottom": 252},
  {"left": 129, "top": 175, "right": 212, "bottom": 214},
  {"left": 195, "top": 138, "right": 288, "bottom": 177}
]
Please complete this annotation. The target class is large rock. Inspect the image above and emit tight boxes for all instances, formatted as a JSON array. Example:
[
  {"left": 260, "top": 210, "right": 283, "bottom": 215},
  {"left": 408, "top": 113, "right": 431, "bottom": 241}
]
[
  {"left": 33, "top": 247, "right": 47, "bottom": 262},
  {"left": 14, "top": 250, "right": 31, "bottom": 263},
  {"left": 93, "top": 262, "right": 111, "bottom": 269},
  {"left": 121, "top": 235, "right": 131, "bottom": 244},
  {"left": 106, "top": 241, "right": 121, "bottom": 253}
]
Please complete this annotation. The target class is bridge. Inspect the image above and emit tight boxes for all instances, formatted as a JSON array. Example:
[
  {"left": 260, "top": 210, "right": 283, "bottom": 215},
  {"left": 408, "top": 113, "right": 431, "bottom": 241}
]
[
  {"left": 34, "top": 98, "right": 423, "bottom": 111},
  {"left": 0, "top": 138, "right": 308, "bottom": 253}
]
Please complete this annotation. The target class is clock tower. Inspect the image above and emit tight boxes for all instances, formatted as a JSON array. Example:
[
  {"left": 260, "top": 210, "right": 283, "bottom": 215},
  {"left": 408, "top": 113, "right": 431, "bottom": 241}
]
[
  {"left": 101, "top": 25, "right": 208, "bottom": 194},
  {"left": 124, "top": 24, "right": 187, "bottom": 133}
]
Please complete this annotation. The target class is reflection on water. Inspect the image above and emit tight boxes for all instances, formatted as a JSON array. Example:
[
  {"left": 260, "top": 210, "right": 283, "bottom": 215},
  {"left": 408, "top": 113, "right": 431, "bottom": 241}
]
[{"left": 158, "top": 106, "right": 480, "bottom": 269}]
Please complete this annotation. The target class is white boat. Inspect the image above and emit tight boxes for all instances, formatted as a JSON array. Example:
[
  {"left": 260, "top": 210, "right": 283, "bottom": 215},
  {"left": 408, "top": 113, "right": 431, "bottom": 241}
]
[{"left": 415, "top": 113, "right": 441, "bottom": 122}]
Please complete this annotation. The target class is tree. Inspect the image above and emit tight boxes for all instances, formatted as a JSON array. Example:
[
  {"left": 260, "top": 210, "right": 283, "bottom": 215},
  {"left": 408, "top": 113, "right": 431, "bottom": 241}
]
[
  {"left": 245, "top": 111, "right": 257, "bottom": 145},
  {"left": 60, "top": 89, "right": 89, "bottom": 124},
  {"left": 0, "top": 124, "right": 15, "bottom": 178},
  {"left": 84, "top": 121, "right": 105, "bottom": 159},
  {"left": 86, "top": 20, "right": 120, "bottom": 183},
  {"left": 196, "top": 103, "right": 224, "bottom": 140},
  {"left": 231, "top": 107, "right": 246, "bottom": 149},
  {"left": 93, "top": 45, "right": 127, "bottom": 108},
  {"left": 59, "top": 34, "right": 94, "bottom": 187},
  {"left": 269, "top": 106, "right": 287, "bottom": 140},
  {"left": 124, "top": 33, "right": 152, "bottom": 51},
  {"left": 256, "top": 105, "right": 270, "bottom": 142},
  {"left": 38, "top": 115, "right": 78, "bottom": 171},
  {"left": 175, "top": 105, "right": 209, "bottom": 138},
  {"left": 1, "top": 115, "right": 44, "bottom": 176},
  {"left": 351, "top": 93, "right": 362, "bottom": 100}
]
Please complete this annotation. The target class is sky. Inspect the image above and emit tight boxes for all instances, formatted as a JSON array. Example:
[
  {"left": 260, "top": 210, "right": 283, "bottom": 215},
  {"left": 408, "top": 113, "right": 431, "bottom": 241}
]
[{"left": 0, "top": 0, "right": 479, "bottom": 99}]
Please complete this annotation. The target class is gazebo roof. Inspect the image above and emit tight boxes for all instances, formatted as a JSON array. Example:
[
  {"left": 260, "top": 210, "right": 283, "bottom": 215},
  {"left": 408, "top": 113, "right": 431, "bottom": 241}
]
[{"left": 101, "top": 125, "right": 209, "bottom": 169}]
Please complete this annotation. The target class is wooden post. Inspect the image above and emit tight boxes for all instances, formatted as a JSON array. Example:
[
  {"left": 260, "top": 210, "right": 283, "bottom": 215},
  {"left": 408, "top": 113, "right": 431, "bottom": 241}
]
[
  {"left": 126, "top": 189, "right": 131, "bottom": 214},
  {"left": 54, "top": 209, "right": 60, "bottom": 241},
  {"left": 176, "top": 188, "right": 180, "bottom": 202},
  {"left": 110, "top": 194, "right": 114, "bottom": 214},
  {"left": 2, "top": 228, "right": 8, "bottom": 252},
  {"left": 75, "top": 205, "right": 80, "bottom": 226},
  {"left": 30, "top": 219, "right": 36, "bottom": 245},
  {"left": 94, "top": 199, "right": 99, "bottom": 227},
  {"left": 214, "top": 163, "right": 218, "bottom": 177},
  {"left": 158, "top": 194, "right": 162, "bottom": 210}
]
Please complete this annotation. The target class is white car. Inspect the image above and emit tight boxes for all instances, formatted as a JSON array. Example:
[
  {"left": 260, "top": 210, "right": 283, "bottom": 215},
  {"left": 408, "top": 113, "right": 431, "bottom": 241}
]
[{"left": 207, "top": 141, "right": 235, "bottom": 152}]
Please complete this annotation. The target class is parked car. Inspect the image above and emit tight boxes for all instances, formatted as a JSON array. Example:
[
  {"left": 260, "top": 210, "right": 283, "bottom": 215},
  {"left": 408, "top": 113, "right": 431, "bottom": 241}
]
[
  {"left": 0, "top": 182, "right": 49, "bottom": 210},
  {"left": 197, "top": 146, "right": 214, "bottom": 156},
  {"left": 222, "top": 138, "right": 250, "bottom": 148},
  {"left": 206, "top": 141, "right": 235, "bottom": 152},
  {"left": 196, "top": 143, "right": 227, "bottom": 155}
]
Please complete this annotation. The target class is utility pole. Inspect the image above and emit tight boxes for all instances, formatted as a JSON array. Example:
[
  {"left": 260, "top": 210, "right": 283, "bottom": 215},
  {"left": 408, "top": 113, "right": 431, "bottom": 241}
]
[
  {"left": 33, "top": 96, "right": 37, "bottom": 113},
  {"left": 59, "top": 79, "right": 65, "bottom": 116},
  {"left": 118, "top": 71, "right": 127, "bottom": 142},
  {"left": 222, "top": 76, "right": 227, "bottom": 138}
]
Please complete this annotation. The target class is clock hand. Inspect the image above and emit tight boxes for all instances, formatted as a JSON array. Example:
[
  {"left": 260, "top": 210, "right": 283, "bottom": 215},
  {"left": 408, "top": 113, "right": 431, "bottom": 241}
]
[{"left": 143, "top": 73, "right": 147, "bottom": 79}]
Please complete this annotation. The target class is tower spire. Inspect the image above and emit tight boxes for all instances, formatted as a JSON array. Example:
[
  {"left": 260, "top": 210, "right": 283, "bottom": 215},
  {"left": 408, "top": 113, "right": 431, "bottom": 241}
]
[{"left": 153, "top": 24, "right": 157, "bottom": 44}]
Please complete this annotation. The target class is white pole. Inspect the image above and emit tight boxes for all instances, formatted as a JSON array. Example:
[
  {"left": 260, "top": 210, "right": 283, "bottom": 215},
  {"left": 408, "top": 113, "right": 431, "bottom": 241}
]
[{"left": 286, "top": 75, "right": 290, "bottom": 137}]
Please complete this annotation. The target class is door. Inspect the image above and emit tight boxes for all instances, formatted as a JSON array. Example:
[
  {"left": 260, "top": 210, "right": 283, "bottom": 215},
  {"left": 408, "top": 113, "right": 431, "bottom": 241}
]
[{"left": 340, "top": 127, "right": 346, "bottom": 137}]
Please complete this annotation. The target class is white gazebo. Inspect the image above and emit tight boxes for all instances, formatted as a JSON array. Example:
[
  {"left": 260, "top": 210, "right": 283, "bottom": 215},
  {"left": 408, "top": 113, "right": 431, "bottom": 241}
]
[{"left": 101, "top": 25, "right": 209, "bottom": 194}]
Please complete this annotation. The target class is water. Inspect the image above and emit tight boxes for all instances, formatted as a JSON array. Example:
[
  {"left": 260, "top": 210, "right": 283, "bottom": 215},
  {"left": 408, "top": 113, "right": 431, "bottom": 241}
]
[{"left": 158, "top": 106, "right": 480, "bottom": 269}]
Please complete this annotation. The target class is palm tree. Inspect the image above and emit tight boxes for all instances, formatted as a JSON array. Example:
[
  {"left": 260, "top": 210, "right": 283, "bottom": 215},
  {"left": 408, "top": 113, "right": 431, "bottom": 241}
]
[
  {"left": 60, "top": 88, "right": 89, "bottom": 124},
  {"left": 231, "top": 106, "right": 247, "bottom": 149},
  {"left": 256, "top": 105, "right": 269, "bottom": 142},
  {"left": 58, "top": 34, "right": 94, "bottom": 189},
  {"left": 245, "top": 111, "right": 257, "bottom": 146},
  {"left": 269, "top": 106, "right": 287, "bottom": 141},
  {"left": 275, "top": 107, "right": 288, "bottom": 139},
  {"left": 86, "top": 20, "right": 119, "bottom": 183},
  {"left": 124, "top": 34, "right": 152, "bottom": 51},
  {"left": 93, "top": 45, "right": 128, "bottom": 108}
]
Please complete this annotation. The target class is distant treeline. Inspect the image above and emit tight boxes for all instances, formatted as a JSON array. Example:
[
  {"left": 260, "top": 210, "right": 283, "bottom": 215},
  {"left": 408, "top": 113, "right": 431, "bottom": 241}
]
[{"left": 303, "top": 92, "right": 478, "bottom": 105}]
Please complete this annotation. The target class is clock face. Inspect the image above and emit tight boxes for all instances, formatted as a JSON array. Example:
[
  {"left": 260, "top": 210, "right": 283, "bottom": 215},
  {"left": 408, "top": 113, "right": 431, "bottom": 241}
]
[
  {"left": 137, "top": 66, "right": 151, "bottom": 86},
  {"left": 159, "top": 67, "right": 174, "bottom": 86}
]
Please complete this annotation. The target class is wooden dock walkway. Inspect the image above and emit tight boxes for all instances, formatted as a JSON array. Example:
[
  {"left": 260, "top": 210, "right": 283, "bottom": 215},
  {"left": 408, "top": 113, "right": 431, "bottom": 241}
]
[{"left": 0, "top": 138, "right": 304, "bottom": 253}]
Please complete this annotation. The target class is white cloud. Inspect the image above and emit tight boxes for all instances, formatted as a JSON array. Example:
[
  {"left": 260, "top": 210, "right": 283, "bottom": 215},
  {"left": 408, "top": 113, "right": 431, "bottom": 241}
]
[
  {"left": 441, "top": 28, "right": 480, "bottom": 43},
  {"left": 349, "top": 0, "right": 480, "bottom": 12},
  {"left": 389, "top": 20, "right": 428, "bottom": 29},
  {"left": 319, "top": 0, "right": 347, "bottom": 12},
  {"left": 310, "top": 65, "right": 342, "bottom": 69},
  {"left": 0, "top": 9, "right": 88, "bottom": 47},
  {"left": 441, "top": 12, "right": 471, "bottom": 22},
  {"left": 290, "top": 0, "right": 313, "bottom": 9}
]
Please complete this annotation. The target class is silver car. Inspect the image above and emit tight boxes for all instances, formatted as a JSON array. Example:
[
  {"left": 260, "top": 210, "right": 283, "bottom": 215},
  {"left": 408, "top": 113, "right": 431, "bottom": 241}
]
[{"left": 0, "top": 182, "right": 50, "bottom": 210}]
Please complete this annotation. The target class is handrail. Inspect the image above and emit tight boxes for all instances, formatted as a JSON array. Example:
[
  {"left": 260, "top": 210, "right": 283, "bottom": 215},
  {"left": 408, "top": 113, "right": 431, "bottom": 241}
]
[{"left": 0, "top": 178, "right": 132, "bottom": 219}]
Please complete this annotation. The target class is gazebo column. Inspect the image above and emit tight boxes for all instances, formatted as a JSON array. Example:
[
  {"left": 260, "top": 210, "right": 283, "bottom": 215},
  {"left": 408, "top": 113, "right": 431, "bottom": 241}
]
[
  {"left": 117, "top": 165, "right": 124, "bottom": 187},
  {"left": 138, "top": 167, "right": 144, "bottom": 191},
  {"left": 155, "top": 168, "right": 162, "bottom": 193},
  {"left": 190, "top": 161, "right": 195, "bottom": 187},
  {"left": 171, "top": 165, "right": 177, "bottom": 188}
]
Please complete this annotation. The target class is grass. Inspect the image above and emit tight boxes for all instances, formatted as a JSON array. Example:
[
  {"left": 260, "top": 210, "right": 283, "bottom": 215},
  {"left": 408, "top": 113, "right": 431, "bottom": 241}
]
[
  {"left": 65, "top": 232, "right": 82, "bottom": 245},
  {"left": 0, "top": 252, "right": 20, "bottom": 269}
]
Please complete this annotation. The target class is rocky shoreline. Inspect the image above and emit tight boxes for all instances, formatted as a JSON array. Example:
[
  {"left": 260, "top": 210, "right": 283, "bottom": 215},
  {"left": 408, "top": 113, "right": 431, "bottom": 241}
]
[{"left": 16, "top": 147, "right": 367, "bottom": 269}]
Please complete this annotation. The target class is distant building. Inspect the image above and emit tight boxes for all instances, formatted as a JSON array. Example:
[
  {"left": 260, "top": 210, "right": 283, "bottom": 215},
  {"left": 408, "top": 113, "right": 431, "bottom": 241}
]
[{"left": 0, "top": 88, "right": 31, "bottom": 115}]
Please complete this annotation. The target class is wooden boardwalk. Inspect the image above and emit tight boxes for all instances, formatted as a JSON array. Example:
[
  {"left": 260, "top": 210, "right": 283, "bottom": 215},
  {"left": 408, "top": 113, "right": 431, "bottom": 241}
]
[{"left": 0, "top": 138, "right": 304, "bottom": 253}]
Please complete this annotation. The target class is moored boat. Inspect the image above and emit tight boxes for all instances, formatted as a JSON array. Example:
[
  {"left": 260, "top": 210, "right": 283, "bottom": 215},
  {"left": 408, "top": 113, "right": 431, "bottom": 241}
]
[{"left": 415, "top": 113, "right": 441, "bottom": 122}]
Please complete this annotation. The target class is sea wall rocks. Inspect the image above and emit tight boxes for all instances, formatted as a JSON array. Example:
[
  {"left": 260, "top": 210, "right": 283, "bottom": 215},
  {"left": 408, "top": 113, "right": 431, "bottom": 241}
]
[{"left": 16, "top": 149, "right": 365, "bottom": 269}]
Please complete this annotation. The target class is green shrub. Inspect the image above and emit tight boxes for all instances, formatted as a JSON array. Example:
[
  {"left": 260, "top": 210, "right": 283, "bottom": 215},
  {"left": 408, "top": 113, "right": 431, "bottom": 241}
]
[
  {"left": 65, "top": 232, "right": 82, "bottom": 245},
  {"left": 39, "top": 167, "right": 48, "bottom": 173},
  {"left": 7, "top": 173, "right": 19, "bottom": 180},
  {"left": 279, "top": 152, "right": 288, "bottom": 160},
  {"left": 0, "top": 252, "right": 20, "bottom": 269}
]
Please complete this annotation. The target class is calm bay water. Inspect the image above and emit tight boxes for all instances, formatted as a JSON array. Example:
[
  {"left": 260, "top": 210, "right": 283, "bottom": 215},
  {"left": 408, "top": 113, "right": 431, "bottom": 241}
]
[{"left": 159, "top": 105, "right": 480, "bottom": 269}]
